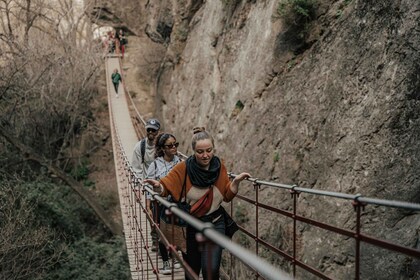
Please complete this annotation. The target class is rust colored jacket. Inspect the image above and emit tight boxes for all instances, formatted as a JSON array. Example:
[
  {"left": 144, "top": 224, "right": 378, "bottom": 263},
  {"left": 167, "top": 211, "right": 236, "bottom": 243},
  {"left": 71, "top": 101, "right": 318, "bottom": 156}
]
[{"left": 160, "top": 161, "right": 236, "bottom": 215}]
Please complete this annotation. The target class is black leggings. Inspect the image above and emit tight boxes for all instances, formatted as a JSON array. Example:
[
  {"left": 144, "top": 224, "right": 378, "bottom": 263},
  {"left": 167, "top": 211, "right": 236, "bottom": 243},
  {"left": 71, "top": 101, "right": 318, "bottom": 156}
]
[
  {"left": 185, "top": 212, "right": 225, "bottom": 280},
  {"left": 113, "top": 82, "right": 119, "bottom": 93},
  {"left": 159, "top": 241, "right": 169, "bottom": 261}
]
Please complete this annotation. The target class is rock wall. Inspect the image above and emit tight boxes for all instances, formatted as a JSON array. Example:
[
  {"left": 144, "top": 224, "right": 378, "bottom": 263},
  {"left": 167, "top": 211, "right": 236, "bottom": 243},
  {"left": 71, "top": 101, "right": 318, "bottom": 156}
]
[{"left": 90, "top": 0, "right": 420, "bottom": 278}]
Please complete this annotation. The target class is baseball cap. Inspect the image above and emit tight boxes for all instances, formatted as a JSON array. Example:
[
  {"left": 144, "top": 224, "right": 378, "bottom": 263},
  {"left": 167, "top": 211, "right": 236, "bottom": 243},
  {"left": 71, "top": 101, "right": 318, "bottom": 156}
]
[{"left": 145, "top": 118, "right": 160, "bottom": 130}]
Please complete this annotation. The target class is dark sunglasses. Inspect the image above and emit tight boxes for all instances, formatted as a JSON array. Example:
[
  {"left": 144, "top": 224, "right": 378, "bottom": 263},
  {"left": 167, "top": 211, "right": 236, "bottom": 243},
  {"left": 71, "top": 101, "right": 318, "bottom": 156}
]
[
  {"left": 163, "top": 142, "right": 179, "bottom": 149},
  {"left": 146, "top": 128, "right": 157, "bottom": 133}
]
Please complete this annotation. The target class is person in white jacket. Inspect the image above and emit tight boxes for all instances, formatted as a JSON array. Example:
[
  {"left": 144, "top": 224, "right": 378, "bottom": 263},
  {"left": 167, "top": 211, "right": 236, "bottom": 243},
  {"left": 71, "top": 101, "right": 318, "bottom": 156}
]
[
  {"left": 131, "top": 118, "right": 161, "bottom": 251},
  {"left": 131, "top": 118, "right": 161, "bottom": 180},
  {"left": 146, "top": 132, "right": 182, "bottom": 275}
]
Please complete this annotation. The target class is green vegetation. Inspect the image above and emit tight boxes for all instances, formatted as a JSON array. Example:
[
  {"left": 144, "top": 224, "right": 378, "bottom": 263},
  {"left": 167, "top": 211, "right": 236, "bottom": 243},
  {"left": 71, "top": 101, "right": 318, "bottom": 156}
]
[
  {"left": 175, "top": 26, "right": 189, "bottom": 42},
  {"left": 230, "top": 100, "right": 245, "bottom": 118},
  {"left": 47, "top": 237, "right": 129, "bottom": 280},
  {"left": 0, "top": 179, "right": 130, "bottom": 280},
  {"left": 273, "top": 150, "right": 280, "bottom": 163},
  {"left": 275, "top": 0, "right": 317, "bottom": 54},
  {"left": 277, "top": 0, "right": 316, "bottom": 25},
  {"left": 336, "top": 0, "right": 353, "bottom": 18},
  {"left": 70, "top": 158, "right": 90, "bottom": 181},
  {"left": 69, "top": 158, "right": 96, "bottom": 188},
  {"left": 235, "top": 100, "right": 245, "bottom": 111},
  {"left": 287, "top": 56, "right": 297, "bottom": 69}
]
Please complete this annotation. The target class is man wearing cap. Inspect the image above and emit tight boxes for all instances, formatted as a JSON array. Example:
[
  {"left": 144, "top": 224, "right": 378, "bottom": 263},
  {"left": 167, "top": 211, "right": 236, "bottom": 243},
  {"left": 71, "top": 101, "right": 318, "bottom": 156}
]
[
  {"left": 132, "top": 118, "right": 161, "bottom": 179},
  {"left": 131, "top": 118, "right": 161, "bottom": 251}
]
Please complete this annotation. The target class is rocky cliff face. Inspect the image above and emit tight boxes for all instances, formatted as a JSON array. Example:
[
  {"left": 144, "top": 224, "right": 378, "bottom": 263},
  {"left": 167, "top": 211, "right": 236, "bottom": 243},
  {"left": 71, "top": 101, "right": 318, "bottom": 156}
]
[{"left": 91, "top": 0, "right": 420, "bottom": 278}]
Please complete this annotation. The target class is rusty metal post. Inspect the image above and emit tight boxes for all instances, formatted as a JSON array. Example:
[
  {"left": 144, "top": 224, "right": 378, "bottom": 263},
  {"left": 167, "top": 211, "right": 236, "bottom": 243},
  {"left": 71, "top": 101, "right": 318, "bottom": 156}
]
[
  {"left": 352, "top": 195, "right": 365, "bottom": 280},
  {"left": 290, "top": 185, "right": 299, "bottom": 278},
  {"left": 152, "top": 199, "right": 160, "bottom": 269},
  {"left": 130, "top": 174, "right": 139, "bottom": 271},
  {"left": 139, "top": 183, "right": 145, "bottom": 265},
  {"left": 253, "top": 181, "right": 261, "bottom": 280},
  {"left": 356, "top": 204, "right": 361, "bottom": 280},
  {"left": 229, "top": 202, "right": 235, "bottom": 279}
]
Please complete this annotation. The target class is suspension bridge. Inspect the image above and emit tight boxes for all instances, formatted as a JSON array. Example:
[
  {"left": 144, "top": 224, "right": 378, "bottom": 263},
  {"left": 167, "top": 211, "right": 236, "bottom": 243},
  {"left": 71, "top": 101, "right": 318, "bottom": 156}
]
[{"left": 104, "top": 51, "right": 420, "bottom": 280}]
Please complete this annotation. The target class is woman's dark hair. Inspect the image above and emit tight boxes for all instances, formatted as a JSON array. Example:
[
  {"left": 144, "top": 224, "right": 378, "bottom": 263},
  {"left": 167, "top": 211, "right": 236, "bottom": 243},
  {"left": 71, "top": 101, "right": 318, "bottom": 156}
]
[
  {"left": 191, "top": 127, "right": 214, "bottom": 150},
  {"left": 154, "top": 133, "right": 176, "bottom": 157}
]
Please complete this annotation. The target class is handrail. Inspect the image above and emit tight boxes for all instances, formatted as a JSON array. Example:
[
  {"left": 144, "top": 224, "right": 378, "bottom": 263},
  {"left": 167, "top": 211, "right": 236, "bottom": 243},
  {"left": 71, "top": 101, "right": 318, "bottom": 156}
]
[{"left": 229, "top": 173, "right": 420, "bottom": 211}]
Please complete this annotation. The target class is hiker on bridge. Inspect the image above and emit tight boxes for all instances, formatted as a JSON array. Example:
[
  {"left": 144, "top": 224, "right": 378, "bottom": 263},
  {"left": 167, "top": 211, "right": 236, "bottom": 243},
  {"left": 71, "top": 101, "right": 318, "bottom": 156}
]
[
  {"left": 132, "top": 118, "right": 161, "bottom": 178},
  {"left": 118, "top": 29, "right": 127, "bottom": 59},
  {"left": 111, "top": 69, "right": 122, "bottom": 97},
  {"left": 132, "top": 118, "right": 161, "bottom": 249},
  {"left": 146, "top": 132, "right": 183, "bottom": 275},
  {"left": 145, "top": 127, "right": 251, "bottom": 280},
  {"left": 108, "top": 31, "right": 116, "bottom": 53}
]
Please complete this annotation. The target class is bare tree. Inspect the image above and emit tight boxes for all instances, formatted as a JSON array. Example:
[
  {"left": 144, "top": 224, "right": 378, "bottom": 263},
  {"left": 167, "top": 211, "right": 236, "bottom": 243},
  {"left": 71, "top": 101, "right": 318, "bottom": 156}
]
[{"left": 0, "top": 0, "right": 121, "bottom": 235}]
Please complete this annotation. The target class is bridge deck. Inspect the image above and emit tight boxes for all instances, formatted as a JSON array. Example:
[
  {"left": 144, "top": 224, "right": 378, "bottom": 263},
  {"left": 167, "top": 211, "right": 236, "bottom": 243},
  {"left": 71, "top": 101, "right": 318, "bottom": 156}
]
[{"left": 105, "top": 57, "right": 184, "bottom": 279}]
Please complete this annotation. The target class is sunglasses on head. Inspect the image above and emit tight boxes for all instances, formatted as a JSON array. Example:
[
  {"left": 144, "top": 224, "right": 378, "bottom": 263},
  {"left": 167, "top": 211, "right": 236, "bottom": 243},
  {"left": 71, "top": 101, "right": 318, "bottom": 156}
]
[
  {"left": 146, "top": 128, "right": 157, "bottom": 133},
  {"left": 164, "top": 142, "right": 179, "bottom": 149}
]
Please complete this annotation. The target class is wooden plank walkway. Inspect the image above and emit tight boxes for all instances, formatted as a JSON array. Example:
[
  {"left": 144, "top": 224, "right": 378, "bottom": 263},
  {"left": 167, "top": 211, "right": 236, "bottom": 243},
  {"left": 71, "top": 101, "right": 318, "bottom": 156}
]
[{"left": 105, "top": 56, "right": 185, "bottom": 280}]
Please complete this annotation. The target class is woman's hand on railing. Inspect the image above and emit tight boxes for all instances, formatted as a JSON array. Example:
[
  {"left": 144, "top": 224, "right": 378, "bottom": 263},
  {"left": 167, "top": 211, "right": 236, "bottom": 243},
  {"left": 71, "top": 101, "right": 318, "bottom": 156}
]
[
  {"left": 143, "top": 179, "right": 162, "bottom": 194},
  {"left": 230, "top": 172, "right": 251, "bottom": 194}
]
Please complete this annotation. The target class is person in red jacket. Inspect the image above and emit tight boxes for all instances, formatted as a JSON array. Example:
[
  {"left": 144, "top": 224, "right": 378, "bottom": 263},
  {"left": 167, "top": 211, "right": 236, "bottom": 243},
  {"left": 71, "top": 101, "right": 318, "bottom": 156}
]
[
  {"left": 145, "top": 127, "right": 250, "bottom": 280},
  {"left": 118, "top": 29, "right": 127, "bottom": 58}
]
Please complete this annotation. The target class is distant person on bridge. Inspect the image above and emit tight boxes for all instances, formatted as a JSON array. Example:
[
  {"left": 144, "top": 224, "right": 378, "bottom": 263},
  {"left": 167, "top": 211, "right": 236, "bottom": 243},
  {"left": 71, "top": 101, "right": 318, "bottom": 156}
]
[
  {"left": 101, "top": 32, "right": 108, "bottom": 58},
  {"left": 145, "top": 127, "right": 251, "bottom": 280},
  {"left": 108, "top": 31, "right": 116, "bottom": 53},
  {"left": 132, "top": 118, "right": 161, "bottom": 250},
  {"left": 118, "top": 29, "right": 127, "bottom": 59},
  {"left": 111, "top": 69, "right": 122, "bottom": 97},
  {"left": 146, "top": 132, "right": 182, "bottom": 275}
]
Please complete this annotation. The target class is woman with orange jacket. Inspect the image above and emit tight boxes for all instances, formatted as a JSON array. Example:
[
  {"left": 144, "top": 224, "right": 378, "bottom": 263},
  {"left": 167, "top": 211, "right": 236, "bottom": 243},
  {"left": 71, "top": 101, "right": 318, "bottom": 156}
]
[{"left": 145, "top": 127, "right": 250, "bottom": 280}]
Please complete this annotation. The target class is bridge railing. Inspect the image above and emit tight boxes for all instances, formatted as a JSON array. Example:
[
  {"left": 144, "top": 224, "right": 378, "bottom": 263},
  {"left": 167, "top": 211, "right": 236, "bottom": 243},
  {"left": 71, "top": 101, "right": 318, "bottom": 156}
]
[
  {"left": 116, "top": 139, "right": 420, "bottom": 280},
  {"left": 227, "top": 174, "right": 420, "bottom": 279}
]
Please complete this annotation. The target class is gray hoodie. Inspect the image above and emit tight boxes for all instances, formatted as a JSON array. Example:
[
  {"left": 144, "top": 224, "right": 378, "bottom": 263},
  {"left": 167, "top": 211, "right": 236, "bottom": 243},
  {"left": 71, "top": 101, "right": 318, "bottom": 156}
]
[{"left": 145, "top": 155, "right": 181, "bottom": 199}]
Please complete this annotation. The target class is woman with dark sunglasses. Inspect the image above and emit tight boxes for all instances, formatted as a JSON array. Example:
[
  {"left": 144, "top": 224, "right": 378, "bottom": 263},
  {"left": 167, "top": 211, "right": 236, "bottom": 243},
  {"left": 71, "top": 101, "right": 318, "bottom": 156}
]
[
  {"left": 145, "top": 127, "right": 250, "bottom": 280},
  {"left": 146, "top": 133, "right": 182, "bottom": 275}
]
